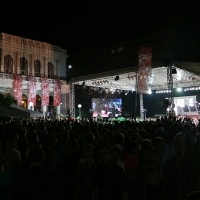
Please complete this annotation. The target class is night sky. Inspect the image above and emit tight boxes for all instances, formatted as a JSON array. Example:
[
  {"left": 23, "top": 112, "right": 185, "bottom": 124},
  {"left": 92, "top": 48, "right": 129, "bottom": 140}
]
[{"left": 0, "top": 0, "right": 199, "bottom": 56}]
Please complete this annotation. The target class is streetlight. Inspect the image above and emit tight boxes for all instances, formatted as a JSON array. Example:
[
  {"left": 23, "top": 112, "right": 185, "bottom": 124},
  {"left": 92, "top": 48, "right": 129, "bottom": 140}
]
[{"left": 78, "top": 104, "right": 82, "bottom": 118}]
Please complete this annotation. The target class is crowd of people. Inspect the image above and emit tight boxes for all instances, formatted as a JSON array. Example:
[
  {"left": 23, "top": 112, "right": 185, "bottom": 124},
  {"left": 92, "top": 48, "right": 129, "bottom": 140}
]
[{"left": 0, "top": 116, "right": 200, "bottom": 200}]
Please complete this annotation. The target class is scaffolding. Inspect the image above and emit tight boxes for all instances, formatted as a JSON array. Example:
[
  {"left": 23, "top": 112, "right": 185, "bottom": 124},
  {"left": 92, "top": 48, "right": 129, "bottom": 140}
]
[{"left": 167, "top": 60, "right": 175, "bottom": 116}]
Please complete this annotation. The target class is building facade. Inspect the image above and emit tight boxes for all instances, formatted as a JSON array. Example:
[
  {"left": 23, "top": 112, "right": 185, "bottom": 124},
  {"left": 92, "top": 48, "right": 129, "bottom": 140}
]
[{"left": 0, "top": 33, "right": 70, "bottom": 118}]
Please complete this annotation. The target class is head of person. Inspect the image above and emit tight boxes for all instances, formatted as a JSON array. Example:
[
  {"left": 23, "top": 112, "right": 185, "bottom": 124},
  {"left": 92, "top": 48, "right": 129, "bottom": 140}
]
[
  {"left": 125, "top": 140, "right": 139, "bottom": 155},
  {"left": 153, "top": 137, "right": 164, "bottom": 151},
  {"left": 97, "top": 143, "right": 112, "bottom": 165},
  {"left": 175, "top": 132, "right": 184, "bottom": 144},
  {"left": 111, "top": 146, "right": 121, "bottom": 163},
  {"left": 3, "top": 149, "right": 21, "bottom": 169},
  {"left": 28, "top": 147, "right": 44, "bottom": 166},
  {"left": 141, "top": 139, "right": 152, "bottom": 151},
  {"left": 82, "top": 143, "right": 94, "bottom": 159}
]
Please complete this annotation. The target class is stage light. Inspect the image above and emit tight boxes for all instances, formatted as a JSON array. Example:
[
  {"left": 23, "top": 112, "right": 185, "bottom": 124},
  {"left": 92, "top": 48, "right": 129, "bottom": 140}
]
[
  {"left": 176, "top": 87, "right": 182, "bottom": 92},
  {"left": 115, "top": 76, "right": 119, "bottom": 81}
]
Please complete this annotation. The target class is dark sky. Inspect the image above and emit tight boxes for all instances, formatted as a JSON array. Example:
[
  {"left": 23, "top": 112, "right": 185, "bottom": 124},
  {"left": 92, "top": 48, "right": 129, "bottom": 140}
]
[{"left": 0, "top": 0, "right": 199, "bottom": 55}]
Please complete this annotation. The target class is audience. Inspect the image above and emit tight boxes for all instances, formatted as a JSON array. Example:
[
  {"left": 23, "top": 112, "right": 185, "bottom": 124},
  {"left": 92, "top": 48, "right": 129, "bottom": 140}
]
[{"left": 0, "top": 116, "right": 199, "bottom": 200}]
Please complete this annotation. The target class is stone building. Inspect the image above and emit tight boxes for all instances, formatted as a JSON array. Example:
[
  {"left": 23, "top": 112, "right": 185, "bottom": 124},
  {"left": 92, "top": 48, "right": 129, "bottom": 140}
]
[{"left": 0, "top": 33, "right": 70, "bottom": 118}]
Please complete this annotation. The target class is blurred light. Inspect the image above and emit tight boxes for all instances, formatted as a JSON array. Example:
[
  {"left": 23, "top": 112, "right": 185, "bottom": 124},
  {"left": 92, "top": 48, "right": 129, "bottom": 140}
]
[{"left": 177, "top": 87, "right": 182, "bottom": 92}]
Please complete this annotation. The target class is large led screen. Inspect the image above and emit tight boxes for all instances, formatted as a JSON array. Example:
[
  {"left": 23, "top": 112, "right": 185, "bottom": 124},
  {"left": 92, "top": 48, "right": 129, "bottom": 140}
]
[{"left": 92, "top": 98, "right": 122, "bottom": 117}]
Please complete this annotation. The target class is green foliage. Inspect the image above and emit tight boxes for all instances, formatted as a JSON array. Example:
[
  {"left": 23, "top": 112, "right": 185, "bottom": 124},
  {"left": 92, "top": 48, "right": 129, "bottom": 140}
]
[{"left": 0, "top": 93, "right": 17, "bottom": 106}]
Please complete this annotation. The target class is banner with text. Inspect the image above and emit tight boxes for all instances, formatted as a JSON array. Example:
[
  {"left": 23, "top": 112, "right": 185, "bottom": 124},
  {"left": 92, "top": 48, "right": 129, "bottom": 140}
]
[
  {"left": 41, "top": 78, "right": 49, "bottom": 106},
  {"left": 28, "top": 76, "right": 36, "bottom": 105},
  {"left": 13, "top": 75, "right": 22, "bottom": 105},
  {"left": 138, "top": 47, "right": 152, "bottom": 94},
  {"left": 53, "top": 79, "right": 61, "bottom": 106}
]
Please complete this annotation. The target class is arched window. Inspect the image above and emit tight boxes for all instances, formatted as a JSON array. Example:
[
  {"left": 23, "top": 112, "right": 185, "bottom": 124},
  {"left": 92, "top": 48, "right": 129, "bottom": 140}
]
[
  {"left": 49, "top": 95, "right": 54, "bottom": 106},
  {"left": 4, "top": 54, "right": 13, "bottom": 74},
  {"left": 22, "top": 94, "right": 27, "bottom": 108},
  {"left": 48, "top": 95, "right": 54, "bottom": 112},
  {"left": 34, "top": 60, "right": 41, "bottom": 77},
  {"left": 20, "top": 57, "right": 28, "bottom": 75},
  {"left": 35, "top": 95, "right": 41, "bottom": 111},
  {"left": 48, "top": 62, "right": 54, "bottom": 78}
]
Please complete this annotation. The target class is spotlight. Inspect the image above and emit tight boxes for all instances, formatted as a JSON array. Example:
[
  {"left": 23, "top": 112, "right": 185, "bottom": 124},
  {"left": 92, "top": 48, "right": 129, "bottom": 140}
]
[{"left": 177, "top": 87, "right": 182, "bottom": 92}]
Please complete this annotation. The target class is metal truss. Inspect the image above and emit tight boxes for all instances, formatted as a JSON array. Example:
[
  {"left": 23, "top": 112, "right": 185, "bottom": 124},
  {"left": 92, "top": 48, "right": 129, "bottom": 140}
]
[
  {"left": 167, "top": 61, "right": 175, "bottom": 116},
  {"left": 69, "top": 82, "right": 75, "bottom": 118}
]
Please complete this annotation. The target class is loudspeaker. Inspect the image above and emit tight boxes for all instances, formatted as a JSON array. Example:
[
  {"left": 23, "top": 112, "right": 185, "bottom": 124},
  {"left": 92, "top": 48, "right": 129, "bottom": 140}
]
[
  {"left": 172, "top": 68, "right": 177, "bottom": 74},
  {"left": 196, "top": 94, "right": 200, "bottom": 103},
  {"left": 161, "top": 99, "right": 171, "bottom": 107},
  {"left": 115, "top": 76, "right": 119, "bottom": 81}
]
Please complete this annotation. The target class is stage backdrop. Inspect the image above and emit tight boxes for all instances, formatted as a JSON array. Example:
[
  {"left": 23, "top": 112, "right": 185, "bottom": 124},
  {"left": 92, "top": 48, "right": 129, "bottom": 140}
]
[{"left": 138, "top": 47, "right": 152, "bottom": 94}]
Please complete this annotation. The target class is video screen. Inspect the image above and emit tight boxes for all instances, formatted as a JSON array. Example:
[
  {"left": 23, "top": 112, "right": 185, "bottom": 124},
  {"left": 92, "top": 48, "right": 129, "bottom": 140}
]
[{"left": 92, "top": 98, "right": 122, "bottom": 118}]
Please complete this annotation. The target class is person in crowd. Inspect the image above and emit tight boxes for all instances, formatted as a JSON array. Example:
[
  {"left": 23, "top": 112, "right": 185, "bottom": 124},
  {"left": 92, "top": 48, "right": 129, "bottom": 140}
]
[
  {"left": 0, "top": 149, "right": 22, "bottom": 200},
  {"left": 183, "top": 123, "right": 194, "bottom": 156},
  {"left": 138, "top": 139, "right": 152, "bottom": 169},
  {"left": 93, "top": 143, "right": 128, "bottom": 200},
  {"left": 74, "top": 143, "right": 95, "bottom": 200},
  {"left": 174, "top": 132, "right": 186, "bottom": 159},
  {"left": 11, "top": 147, "right": 64, "bottom": 200},
  {"left": 194, "top": 133, "right": 200, "bottom": 187},
  {"left": 111, "top": 146, "right": 126, "bottom": 172},
  {"left": 123, "top": 140, "right": 140, "bottom": 174},
  {"left": 145, "top": 137, "right": 166, "bottom": 200},
  {"left": 164, "top": 134, "right": 177, "bottom": 163}
]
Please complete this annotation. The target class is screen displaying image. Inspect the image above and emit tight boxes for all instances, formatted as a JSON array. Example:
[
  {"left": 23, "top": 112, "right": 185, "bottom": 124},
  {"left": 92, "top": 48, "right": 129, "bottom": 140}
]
[{"left": 92, "top": 98, "right": 122, "bottom": 118}]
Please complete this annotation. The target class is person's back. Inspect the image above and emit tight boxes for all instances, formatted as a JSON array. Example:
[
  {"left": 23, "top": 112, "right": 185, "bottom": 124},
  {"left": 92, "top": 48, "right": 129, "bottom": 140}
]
[
  {"left": 94, "top": 143, "right": 128, "bottom": 200},
  {"left": 11, "top": 147, "right": 64, "bottom": 200}
]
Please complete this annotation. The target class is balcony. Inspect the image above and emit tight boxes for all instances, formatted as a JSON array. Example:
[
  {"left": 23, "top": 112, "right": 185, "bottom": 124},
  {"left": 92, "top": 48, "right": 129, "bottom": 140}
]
[{"left": 0, "top": 72, "right": 59, "bottom": 84}]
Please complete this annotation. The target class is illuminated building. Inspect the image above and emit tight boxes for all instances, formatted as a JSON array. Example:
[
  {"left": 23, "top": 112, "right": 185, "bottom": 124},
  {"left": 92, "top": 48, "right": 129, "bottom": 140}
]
[{"left": 0, "top": 33, "right": 70, "bottom": 118}]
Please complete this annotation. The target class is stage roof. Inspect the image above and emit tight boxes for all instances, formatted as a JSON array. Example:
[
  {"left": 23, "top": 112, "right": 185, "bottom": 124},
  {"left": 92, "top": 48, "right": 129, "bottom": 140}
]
[{"left": 72, "top": 61, "right": 200, "bottom": 91}]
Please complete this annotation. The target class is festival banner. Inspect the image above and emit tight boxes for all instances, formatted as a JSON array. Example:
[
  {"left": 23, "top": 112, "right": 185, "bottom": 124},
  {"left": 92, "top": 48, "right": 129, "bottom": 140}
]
[
  {"left": 41, "top": 78, "right": 49, "bottom": 106},
  {"left": 28, "top": 76, "right": 36, "bottom": 105},
  {"left": 137, "top": 47, "right": 152, "bottom": 94},
  {"left": 13, "top": 75, "right": 22, "bottom": 105},
  {"left": 53, "top": 79, "right": 61, "bottom": 106}
]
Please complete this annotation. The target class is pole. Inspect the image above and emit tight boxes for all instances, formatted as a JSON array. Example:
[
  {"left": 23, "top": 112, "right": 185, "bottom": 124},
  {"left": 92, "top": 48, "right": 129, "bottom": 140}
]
[{"left": 134, "top": 71, "right": 138, "bottom": 121}]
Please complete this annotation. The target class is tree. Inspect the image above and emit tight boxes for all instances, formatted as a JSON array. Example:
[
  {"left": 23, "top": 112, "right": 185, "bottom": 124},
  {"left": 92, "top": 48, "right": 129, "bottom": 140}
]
[{"left": 0, "top": 93, "right": 17, "bottom": 106}]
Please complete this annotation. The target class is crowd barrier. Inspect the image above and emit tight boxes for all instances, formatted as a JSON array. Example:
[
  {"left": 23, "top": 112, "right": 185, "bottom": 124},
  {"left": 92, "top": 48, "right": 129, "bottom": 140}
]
[
  {"left": 128, "top": 156, "right": 200, "bottom": 200},
  {"left": 82, "top": 156, "right": 200, "bottom": 200}
]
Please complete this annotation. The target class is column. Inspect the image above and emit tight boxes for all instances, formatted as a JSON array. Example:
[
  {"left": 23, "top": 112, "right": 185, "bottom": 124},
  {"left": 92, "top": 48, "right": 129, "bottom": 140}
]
[
  {"left": 17, "top": 50, "right": 21, "bottom": 74},
  {"left": 56, "top": 59, "right": 59, "bottom": 77},
  {"left": 29, "top": 54, "right": 33, "bottom": 76},
  {"left": 14, "top": 52, "right": 18, "bottom": 74},
  {"left": 56, "top": 106, "right": 60, "bottom": 119},
  {"left": 0, "top": 50, "right": 6, "bottom": 73},
  {"left": 139, "top": 93, "right": 144, "bottom": 121},
  {"left": 42, "top": 105, "right": 47, "bottom": 118},
  {"left": 42, "top": 57, "right": 46, "bottom": 77}
]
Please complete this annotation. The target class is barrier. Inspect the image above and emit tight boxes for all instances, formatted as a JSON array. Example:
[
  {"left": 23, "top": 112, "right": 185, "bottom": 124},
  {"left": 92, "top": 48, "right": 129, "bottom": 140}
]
[{"left": 127, "top": 156, "right": 200, "bottom": 200}]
